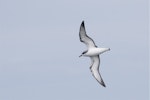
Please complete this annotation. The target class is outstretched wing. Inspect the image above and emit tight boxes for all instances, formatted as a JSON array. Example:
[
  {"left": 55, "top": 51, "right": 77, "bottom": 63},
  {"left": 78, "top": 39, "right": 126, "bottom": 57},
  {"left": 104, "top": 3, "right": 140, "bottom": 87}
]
[
  {"left": 90, "top": 55, "right": 106, "bottom": 87},
  {"left": 79, "top": 21, "right": 97, "bottom": 49}
]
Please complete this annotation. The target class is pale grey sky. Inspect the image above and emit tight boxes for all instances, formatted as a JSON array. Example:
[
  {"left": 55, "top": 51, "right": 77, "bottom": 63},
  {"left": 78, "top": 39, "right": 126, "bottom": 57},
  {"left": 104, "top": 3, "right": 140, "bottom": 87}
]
[{"left": 0, "top": 0, "right": 149, "bottom": 100}]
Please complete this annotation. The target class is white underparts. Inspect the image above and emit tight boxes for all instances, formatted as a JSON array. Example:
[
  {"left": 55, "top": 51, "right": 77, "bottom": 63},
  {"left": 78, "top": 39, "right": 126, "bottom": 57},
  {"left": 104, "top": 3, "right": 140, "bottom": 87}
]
[{"left": 84, "top": 48, "right": 110, "bottom": 56}]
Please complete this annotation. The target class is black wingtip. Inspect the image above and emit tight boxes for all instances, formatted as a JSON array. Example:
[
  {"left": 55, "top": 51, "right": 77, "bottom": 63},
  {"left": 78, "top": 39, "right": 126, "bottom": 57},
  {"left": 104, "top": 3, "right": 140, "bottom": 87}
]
[
  {"left": 101, "top": 80, "right": 106, "bottom": 87},
  {"left": 102, "top": 83, "right": 106, "bottom": 87},
  {"left": 81, "top": 21, "right": 85, "bottom": 27}
]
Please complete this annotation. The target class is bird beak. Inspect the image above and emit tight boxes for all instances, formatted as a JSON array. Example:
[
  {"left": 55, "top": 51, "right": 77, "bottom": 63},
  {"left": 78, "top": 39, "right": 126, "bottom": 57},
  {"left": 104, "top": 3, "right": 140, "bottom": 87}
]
[{"left": 79, "top": 54, "right": 82, "bottom": 57}]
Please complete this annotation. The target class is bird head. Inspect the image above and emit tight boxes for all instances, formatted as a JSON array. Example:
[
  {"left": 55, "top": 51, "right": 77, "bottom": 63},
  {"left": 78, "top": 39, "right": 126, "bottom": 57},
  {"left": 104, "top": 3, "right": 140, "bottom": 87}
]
[{"left": 79, "top": 50, "right": 88, "bottom": 57}]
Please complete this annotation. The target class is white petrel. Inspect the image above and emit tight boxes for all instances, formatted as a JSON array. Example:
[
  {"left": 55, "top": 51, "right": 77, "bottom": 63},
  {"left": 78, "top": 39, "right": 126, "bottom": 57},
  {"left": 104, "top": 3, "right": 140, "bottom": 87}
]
[{"left": 79, "top": 21, "right": 110, "bottom": 87}]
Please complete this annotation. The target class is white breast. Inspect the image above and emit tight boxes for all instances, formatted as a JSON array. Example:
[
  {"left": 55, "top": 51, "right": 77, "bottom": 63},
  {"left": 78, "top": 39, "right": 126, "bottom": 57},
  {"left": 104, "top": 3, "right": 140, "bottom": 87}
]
[
  {"left": 84, "top": 48, "right": 110, "bottom": 56},
  {"left": 85, "top": 48, "right": 101, "bottom": 56}
]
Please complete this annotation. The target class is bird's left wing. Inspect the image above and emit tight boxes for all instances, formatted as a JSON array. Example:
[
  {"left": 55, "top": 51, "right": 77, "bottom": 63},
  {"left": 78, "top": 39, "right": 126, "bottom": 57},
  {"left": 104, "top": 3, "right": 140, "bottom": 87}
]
[{"left": 90, "top": 55, "right": 106, "bottom": 87}]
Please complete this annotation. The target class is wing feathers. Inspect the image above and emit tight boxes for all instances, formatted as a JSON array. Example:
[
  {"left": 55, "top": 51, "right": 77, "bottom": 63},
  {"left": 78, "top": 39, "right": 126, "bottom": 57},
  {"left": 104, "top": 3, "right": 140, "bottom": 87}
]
[
  {"left": 90, "top": 56, "right": 106, "bottom": 87},
  {"left": 79, "top": 21, "right": 97, "bottom": 48}
]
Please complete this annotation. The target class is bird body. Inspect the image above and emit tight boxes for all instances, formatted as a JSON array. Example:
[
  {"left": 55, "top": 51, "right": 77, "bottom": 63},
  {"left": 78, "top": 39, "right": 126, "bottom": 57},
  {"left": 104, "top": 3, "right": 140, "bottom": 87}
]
[
  {"left": 81, "top": 48, "right": 110, "bottom": 57},
  {"left": 79, "top": 21, "right": 110, "bottom": 87}
]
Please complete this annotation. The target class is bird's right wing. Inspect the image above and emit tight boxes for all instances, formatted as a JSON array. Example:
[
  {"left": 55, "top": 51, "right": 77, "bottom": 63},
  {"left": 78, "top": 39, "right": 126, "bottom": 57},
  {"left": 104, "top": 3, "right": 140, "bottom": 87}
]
[
  {"left": 79, "top": 21, "right": 97, "bottom": 49},
  {"left": 90, "top": 55, "right": 106, "bottom": 87}
]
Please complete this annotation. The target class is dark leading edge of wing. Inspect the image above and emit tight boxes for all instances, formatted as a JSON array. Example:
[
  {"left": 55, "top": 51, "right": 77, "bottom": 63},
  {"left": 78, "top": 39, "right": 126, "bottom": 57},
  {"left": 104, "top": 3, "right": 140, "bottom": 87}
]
[
  {"left": 90, "top": 55, "right": 106, "bottom": 87},
  {"left": 79, "top": 21, "right": 97, "bottom": 48}
]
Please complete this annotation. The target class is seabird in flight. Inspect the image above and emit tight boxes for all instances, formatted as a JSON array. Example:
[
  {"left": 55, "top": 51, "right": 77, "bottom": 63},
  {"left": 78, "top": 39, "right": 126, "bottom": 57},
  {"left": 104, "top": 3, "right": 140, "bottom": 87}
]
[{"left": 79, "top": 21, "right": 110, "bottom": 87}]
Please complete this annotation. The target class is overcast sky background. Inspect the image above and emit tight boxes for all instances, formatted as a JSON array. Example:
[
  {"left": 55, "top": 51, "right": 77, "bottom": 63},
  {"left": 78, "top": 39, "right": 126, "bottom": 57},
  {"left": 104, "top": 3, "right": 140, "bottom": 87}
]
[{"left": 0, "top": 0, "right": 149, "bottom": 100}]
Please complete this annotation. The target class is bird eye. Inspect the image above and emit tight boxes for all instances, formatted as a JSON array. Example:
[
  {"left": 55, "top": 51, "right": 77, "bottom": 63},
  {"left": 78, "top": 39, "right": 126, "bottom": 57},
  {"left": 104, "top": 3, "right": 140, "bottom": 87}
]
[{"left": 82, "top": 51, "right": 87, "bottom": 54}]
